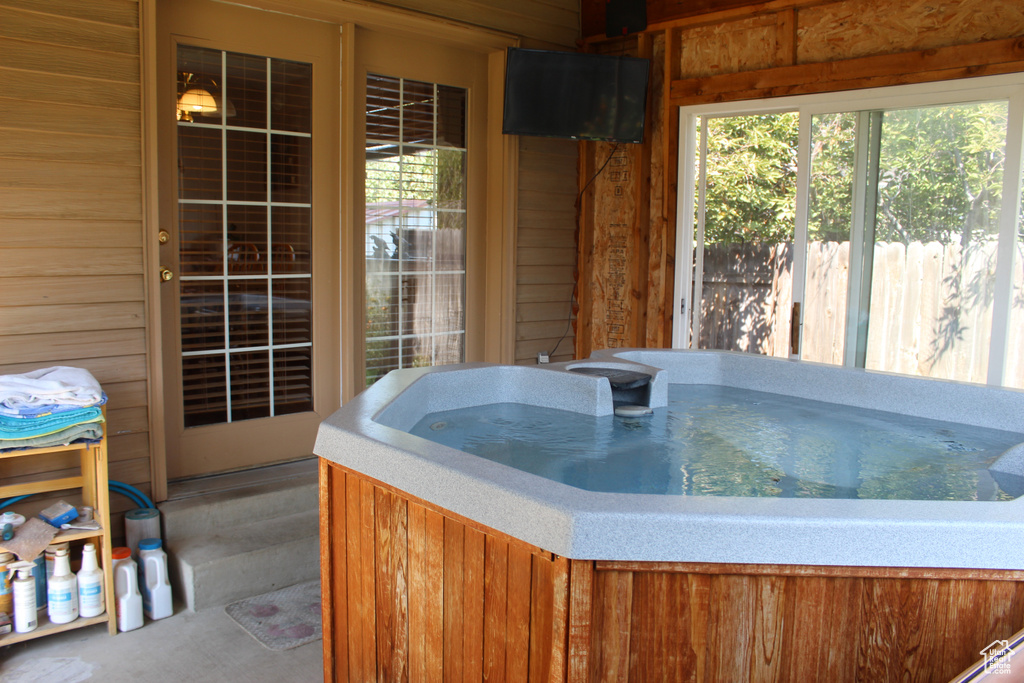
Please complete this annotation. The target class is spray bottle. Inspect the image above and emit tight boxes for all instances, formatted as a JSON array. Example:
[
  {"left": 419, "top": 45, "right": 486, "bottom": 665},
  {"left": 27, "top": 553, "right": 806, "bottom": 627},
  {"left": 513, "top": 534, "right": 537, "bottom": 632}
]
[
  {"left": 11, "top": 561, "right": 37, "bottom": 633},
  {"left": 78, "top": 543, "right": 105, "bottom": 618}
]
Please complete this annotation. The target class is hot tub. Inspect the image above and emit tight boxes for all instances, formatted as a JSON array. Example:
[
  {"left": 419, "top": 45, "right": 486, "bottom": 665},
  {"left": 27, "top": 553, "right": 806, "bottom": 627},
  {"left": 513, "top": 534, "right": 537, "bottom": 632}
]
[{"left": 315, "top": 349, "right": 1024, "bottom": 682}]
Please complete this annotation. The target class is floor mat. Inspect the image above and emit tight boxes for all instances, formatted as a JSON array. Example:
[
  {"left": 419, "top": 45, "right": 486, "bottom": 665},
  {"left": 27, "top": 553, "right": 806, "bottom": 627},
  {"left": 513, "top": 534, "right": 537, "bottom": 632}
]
[{"left": 225, "top": 579, "right": 322, "bottom": 651}]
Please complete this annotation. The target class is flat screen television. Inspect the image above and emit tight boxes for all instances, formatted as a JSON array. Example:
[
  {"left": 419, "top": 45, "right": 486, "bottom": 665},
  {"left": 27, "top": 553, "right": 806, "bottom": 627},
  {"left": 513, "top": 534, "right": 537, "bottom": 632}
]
[{"left": 502, "top": 48, "right": 650, "bottom": 144}]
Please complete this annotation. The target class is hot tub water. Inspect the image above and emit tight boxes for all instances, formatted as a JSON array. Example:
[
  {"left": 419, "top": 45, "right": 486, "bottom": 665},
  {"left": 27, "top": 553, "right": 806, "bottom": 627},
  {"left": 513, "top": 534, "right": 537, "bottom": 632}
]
[{"left": 409, "top": 384, "right": 1024, "bottom": 501}]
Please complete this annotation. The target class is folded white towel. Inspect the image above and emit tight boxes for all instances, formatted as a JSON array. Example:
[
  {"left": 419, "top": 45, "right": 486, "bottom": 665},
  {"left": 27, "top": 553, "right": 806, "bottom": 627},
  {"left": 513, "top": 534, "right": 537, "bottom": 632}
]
[{"left": 0, "top": 366, "right": 104, "bottom": 409}]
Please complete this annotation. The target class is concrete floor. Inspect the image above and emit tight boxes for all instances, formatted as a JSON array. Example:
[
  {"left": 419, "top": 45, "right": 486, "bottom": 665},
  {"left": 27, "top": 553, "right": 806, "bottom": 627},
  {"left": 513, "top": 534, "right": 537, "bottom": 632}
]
[{"left": 0, "top": 601, "right": 324, "bottom": 682}]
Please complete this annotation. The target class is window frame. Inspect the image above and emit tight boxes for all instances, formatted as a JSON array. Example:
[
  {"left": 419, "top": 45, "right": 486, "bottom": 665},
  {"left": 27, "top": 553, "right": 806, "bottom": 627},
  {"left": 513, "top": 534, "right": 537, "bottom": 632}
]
[{"left": 674, "top": 73, "right": 1024, "bottom": 387}]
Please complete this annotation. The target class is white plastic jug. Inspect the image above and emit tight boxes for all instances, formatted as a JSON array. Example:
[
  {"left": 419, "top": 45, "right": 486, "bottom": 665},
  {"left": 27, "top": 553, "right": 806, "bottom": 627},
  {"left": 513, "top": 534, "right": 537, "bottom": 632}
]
[
  {"left": 138, "top": 538, "right": 172, "bottom": 620},
  {"left": 112, "top": 547, "right": 143, "bottom": 632}
]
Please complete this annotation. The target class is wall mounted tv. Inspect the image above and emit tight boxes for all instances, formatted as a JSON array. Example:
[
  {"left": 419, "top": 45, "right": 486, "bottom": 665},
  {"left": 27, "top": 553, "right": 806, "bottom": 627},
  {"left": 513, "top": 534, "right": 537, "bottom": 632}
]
[{"left": 502, "top": 48, "right": 650, "bottom": 144}]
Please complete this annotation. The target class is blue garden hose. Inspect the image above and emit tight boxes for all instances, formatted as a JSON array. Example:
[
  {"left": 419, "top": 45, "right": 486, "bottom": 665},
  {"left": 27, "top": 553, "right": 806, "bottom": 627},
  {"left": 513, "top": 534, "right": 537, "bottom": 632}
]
[
  {"left": 110, "top": 480, "right": 155, "bottom": 509},
  {"left": 1, "top": 480, "right": 155, "bottom": 511}
]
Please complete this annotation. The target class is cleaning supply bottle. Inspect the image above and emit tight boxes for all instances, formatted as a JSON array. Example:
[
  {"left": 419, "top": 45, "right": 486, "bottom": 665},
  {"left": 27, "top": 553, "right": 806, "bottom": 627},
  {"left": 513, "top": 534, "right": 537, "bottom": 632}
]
[
  {"left": 112, "top": 547, "right": 143, "bottom": 632},
  {"left": 11, "top": 561, "right": 37, "bottom": 633},
  {"left": 137, "top": 538, "right": 172, "bottom": 620},
  {"left": 47, "top": 546, "right": 78, "bottom": 624},
  {"left": 45, "top": 542, "right": 69, "bottom": 580},
  {"left": 0, "top": 552, "right": 13, "bottom": 618},
  {"left": 33, "top": 555, "right": 46, "bottom": 611},
  {"left": 77, "top": 543, "right": 105, "bottom": 618}
]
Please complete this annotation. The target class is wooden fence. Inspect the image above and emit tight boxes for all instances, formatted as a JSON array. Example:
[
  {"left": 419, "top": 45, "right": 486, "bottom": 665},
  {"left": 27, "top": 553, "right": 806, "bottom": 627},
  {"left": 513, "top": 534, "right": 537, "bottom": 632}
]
[{"left": 700, "top": 240, "right": 1024, "bottom": 388}]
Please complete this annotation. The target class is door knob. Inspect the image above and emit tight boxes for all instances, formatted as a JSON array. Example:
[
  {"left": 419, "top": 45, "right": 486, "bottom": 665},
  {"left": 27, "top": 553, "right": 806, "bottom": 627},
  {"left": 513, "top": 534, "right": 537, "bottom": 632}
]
[{"left": 159, "top": 267, "right": 174, "bottom": 282}]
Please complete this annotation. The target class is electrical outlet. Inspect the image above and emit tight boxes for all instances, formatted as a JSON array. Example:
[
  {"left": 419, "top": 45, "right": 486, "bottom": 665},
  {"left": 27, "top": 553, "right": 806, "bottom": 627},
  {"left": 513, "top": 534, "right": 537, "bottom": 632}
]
[{"left": 537, "top": 352, "right": 550, "bottom": 364}]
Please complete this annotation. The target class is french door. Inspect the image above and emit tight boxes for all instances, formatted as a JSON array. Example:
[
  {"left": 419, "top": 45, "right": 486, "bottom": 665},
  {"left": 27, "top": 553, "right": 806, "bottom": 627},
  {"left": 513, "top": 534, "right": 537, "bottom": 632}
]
[
  {"left": 157, "top": 0, "right": 339, "bottom": 479},
  {"left": 351, "top": 27, "right": 491, "bottom": 391}
]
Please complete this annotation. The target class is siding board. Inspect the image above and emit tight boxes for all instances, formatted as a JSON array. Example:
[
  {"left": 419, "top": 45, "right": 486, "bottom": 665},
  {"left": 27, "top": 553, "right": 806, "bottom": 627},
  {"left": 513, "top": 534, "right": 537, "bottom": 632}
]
[
  {"left": 0, "top": 302, "right": 145, "bottom": 335},
  {"left": 0, "top": 97, "right": 141, "bottom": 137},
  {"left": 0, "top": 329, "right": 147, "bottom": 365},
  {"left": 0, "top": 248, "right": 141, "bottom": 277},
  {"left": 0, "top": 36, "right": 139, "bottom": 82},
  {"left": 0, "top": 128, "right": 141, "bottom": 163},
  {"left": 0, "top": 6, "right": 139, "bottom": 54},
  {"left": 0, "top": 275, "right": 143, "bottom": 305},
  {"left": 0, "top": 224, "right": 143, "bottom": 250},
  {"left": 0, "top": 68, "right": 139, "bottom": 110}
]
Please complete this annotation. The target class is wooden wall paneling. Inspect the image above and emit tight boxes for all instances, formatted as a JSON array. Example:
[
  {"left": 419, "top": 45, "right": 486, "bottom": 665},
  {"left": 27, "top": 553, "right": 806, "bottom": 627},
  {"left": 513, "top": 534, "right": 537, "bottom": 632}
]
[
  {"left": 507, "top": 543, "right": 533, "bottom": 682},
  {"left": 424, "top": 508, "right": 446, "bottom": 682},
  {"left": 321, "top": 459, "right": 343, "bottom": 681},
  {"left": 464, "top": 527, "right": 486, "bottom": 682},
  {"left": 780, "top": 576, "right": 859, "bottom": 678},
  {"left": 573, "top": 143, "right": 595, "bottom": 359},
  {"left": 549, "top": 555, "right": 570, "bottom": 682},
  {"left": 444, "top": 515, "right": 466, "bottom": 682},
  {"left": 670, "top": 36, "right": 1024, "bottom": 106},
  {"left": 705, "top": 574, "right": 754, "bottom": 679},
  {"left": 344, "top": 472, "right": 369, "bottom": 681},
  {"left": 626, "top": 571, "right": 697, "bottom": 682},
  {"left": 528, "top": 553, "right": 556, "bottom": 681},
  {"left": 567, "top": 560, "right": 594, "bottom": 683},
  {"left": 646, "top": 30, "right": 673, "bottom": 348},
  {"left": 590, "top": 569, "right": 634, "bottom": 682},
  {"left": 407, "top": 501, "right": 427, "bottom": 681},
  {"left": 483, "top": 535, "right": 510, "bottom": 682},
  {"left": 677, "top": 14, "right": 778, "bottom": 79},
  {"left": 375, "top": 486, "right": 410, "bottom": 681},
  {"left": 748, "top": 575, "right": 786, "bottom": 680},
  {"left": 797, "top": 0, "right": 1024, "bottom": 64}
]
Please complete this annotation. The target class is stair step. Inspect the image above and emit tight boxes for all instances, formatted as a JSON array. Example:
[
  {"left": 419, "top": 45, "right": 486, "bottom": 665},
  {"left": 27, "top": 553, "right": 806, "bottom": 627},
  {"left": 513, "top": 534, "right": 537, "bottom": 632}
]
[
  {"left": 159, "top": 473, "right": 317, "bottom": 543},
  {"left": 168, "top": 509, "right": 320, "bottom": 611}
]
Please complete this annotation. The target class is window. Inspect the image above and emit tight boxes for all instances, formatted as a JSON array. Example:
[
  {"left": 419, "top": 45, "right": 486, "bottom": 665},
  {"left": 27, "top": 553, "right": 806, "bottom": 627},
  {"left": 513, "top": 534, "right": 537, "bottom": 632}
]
[
  {"left": 363, "top": 74, "right": 468, "bottom": 387},
  {"left": 677, "top": 75, "right": 1024, "bottom": 389},
  {"left": 176, "top": 45, "right": 314, "bottom": 426}
]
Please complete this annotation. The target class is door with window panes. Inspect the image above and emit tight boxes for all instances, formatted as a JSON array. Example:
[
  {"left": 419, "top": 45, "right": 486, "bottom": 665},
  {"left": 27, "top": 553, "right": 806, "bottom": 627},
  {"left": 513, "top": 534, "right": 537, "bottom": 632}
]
[
  {"left": 157, "top": 0, "right": 339, "bottom": 479},
  {"left": 354, "top": 28, "right": 489, "bottom": 389}
]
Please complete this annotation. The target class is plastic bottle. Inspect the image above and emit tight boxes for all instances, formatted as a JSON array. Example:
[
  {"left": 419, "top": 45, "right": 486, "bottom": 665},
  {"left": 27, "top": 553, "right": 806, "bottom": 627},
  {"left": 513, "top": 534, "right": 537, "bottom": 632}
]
[
  {"left": 0, "top": 552, "right": 13, "bottom": 618},
  {"left": 137, "top": 538, "right": 173, "bottom": 620},
  {"left": 77, "top": 543, "right": 105, "bottom": 618},
  {"left": 11, "top": 561, "right": 37, "bottom": 633},
  {"left": 45, "top": 542, "right": 69, "bottom": 580},
  {"left": 33, "top": 555, "right": 46, "bottom": 611},
  {"left": 47, "top": 547, "right": 78, "bottom": 624},
  {"left": 112, "top": 547, "right": 143, "bottom": 632}
]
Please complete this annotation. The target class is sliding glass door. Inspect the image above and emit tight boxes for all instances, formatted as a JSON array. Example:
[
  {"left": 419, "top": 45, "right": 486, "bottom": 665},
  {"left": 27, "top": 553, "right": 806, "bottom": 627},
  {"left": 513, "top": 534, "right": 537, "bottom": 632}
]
[{"left": 677, "top": 75, "right": 1024, "bottom": 389}]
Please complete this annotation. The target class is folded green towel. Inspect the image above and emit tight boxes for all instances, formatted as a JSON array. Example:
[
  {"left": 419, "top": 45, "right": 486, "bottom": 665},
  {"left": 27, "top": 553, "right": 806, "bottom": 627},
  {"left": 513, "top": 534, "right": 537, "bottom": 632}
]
[
  {"left": 0, "top": 407, "right": 104, "bottom": 440},
  {"left": 0, "top": 422, "right": 104, "bottom": 451}
]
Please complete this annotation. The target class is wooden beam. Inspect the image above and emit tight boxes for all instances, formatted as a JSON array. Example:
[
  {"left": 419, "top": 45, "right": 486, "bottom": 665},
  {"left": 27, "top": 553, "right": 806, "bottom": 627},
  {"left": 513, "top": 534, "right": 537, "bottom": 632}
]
[{"left": 670, "top": 35, "right": 1024, "bottom": 106}]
